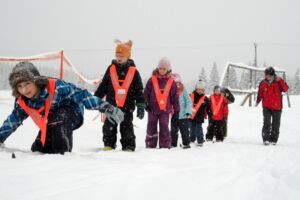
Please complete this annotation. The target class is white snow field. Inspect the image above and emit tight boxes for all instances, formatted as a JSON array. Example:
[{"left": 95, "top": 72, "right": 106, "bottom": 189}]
[{"left": 0, "top": 91, "right": 299, "bottom": 200}]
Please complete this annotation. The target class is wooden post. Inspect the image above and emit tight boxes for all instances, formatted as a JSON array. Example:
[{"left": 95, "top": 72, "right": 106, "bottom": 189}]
[
  {"left": 241, "top": 93, "right": 251, "bottom": 106},
  {"left": 283, "top": 72, "right": 291, "bottom": 108},
  {"left": 249, "top": 69, "right": 253, "bottom": 106}
]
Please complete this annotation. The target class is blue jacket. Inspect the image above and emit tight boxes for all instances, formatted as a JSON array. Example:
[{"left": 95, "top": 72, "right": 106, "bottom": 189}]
[
  {"left": 0, "top": 79, "right": 104, "bottom": 143},
  {"left": 178, "top": 88, "right": 193, "bottom": 119}
]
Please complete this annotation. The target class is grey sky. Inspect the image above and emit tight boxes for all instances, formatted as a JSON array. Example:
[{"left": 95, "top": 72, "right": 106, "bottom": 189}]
[{"left": 0, "top": 0, "right": 299, "bottom": 81}]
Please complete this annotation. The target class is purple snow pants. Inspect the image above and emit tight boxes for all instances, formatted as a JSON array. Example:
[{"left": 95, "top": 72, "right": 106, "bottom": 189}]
[{"left": 146, "top": 112, "right": 171, "bottom": 148}]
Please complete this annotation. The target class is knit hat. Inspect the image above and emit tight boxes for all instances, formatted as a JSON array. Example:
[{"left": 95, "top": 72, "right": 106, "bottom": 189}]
[
  {"left": 172, "top": 73, "right": 182, "bottom": 83},
  {"left": 158, "top": 57, "right": 172, "bottom": 71},
  {"left": 115, "top": 39, "right": 133, "bottom": 58},
  {"left": 213, "top": 85, "right": 221, "bottom": 92},
  {"left": 264, "top": 66, "right": 275, "bottom": 76},
  {"left": 195, "top": 81, "right": 205, "bottom": 90},
  {"left": 9, "top": 62, "right": 47, "bottom": 97}
]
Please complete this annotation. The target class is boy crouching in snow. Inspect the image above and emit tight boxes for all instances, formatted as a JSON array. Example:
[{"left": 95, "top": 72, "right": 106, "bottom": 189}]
[{"left": 0, "top": 62, "right": 124, "bottom": 154}]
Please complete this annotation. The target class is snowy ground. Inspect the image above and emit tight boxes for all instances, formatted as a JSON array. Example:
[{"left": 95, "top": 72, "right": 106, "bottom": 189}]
[{"left": 0, "top": 90, "right": 299, "bottom": 200}]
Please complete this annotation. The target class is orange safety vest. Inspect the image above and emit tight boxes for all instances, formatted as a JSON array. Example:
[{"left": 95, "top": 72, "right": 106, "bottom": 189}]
[
  {"left": 110, "top": 64, "right": 136, "bottom": 108},
  {"left": 189, "top": 93, "right": 205, "bottom": 120},
  {"left": 210, "top": 95, "right": 225, "bottom": 116},
  {"left": 152, "top": 75, "right": 174, "bottom": 111},
  {"left": 18, "top": 78, "right": 56, "bottom": 147}
]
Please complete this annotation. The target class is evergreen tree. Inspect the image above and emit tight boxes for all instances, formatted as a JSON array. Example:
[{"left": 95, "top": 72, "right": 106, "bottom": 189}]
[
  {"left": 208, "top": 62, "right": 220, "bottom": 94},
  {"left": 239, "top": 70, "right": 250, "bottom": 90},
  {"left": 198, "top": 67, "right": 208, "bottom": 90},
  {"left": 224, "top": 67, "right": 238, "bottom": 89},
  {"left": 293, "top": 68, "right": 300, "bottom": 95}
]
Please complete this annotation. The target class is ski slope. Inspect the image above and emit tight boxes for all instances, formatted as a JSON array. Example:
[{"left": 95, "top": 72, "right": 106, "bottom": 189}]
[{"left": 0, "top": 91, "right": 299, "bottom": 200}]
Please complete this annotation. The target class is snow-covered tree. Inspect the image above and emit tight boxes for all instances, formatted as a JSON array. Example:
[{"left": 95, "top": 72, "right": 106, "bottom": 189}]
[
  {"left": 208, "top": 62, "right": 220, "bottom": 94},
  {"left": 293, "top": 68, "right": 300, "bottom": 95},
  {"left": 198, "top": 67, "right": 208, "bottom": 90},
  {"left": 224, "top": 67, "right": 238, "bottom": 89},
  {"left": 239, "top": 70, "right": 250, "bottom": 90}
]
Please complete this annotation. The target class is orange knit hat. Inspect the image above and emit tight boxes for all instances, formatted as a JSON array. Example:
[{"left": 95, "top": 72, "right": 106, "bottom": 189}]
[{"left": 115, "top": 39, "right": 133, "bottom": 58}]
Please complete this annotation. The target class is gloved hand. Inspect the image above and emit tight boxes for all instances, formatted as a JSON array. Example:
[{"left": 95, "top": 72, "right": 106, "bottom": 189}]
[
  {"left": 99, "top": 102, "right": 124, "bottom": 124},
  {"left": 137, "top": 106, "right": 145, "bottom": 120},
  {"left": 171, "top": 111, "right": 179, "bottom": 125},
  {"left": 0, "top": 142, "right": 4, "bottom": 148},
  {"left": 145, "top": 103, "right": 151, "bottom": 112}
]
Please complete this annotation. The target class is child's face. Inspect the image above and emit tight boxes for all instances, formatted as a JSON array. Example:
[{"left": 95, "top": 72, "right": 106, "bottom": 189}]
[
  {"left": 214, "top": 89, "right": 221, "bottom": 95},
  {"left": 158, "top": 66, "right": 168, "bottom": 76},
  {"left": 17, "top": 81, "right": 38, "bottom": 99},
  {"left": 265, "top": 74, "right": 273, "bottom": 81},
  {"left": 116, "top": 54, "right": 128, "bottom": 64},
  {"left": 196, "top": 88, "right": 204, "bottom": 95}
]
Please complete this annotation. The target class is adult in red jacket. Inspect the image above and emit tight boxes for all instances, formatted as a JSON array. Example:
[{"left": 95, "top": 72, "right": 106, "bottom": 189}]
[
  {"left": 256, "top": 67, "right": 289, "bottom": 145},
  {"left": 206, "top": 86, "right": 228, "bottom": 142}
]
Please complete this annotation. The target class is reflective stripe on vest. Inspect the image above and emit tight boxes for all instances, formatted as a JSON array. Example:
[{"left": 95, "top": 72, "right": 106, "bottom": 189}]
[
  {"left": 211, "top": 95, "right": 225, "bottom": 116},
  {"left": 110, "top": 64, "right": 136, "bottom": 108},
  {"left": 17, "top": 78, "right": 56, "bottom": 147},
  {"left": 152, "top": 75, "right": 173, "bottom": 111},
  {"left": 189, "top": 93, "right": 205, "bottom": 120}
]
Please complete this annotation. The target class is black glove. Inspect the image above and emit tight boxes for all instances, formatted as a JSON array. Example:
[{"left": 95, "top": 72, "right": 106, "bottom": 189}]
[
  {"left": 145, "top": 103, "right": 151, "bottom": 112},
  {"left": 99, "top": 102, "right": 124, "bottom": 124},
  {"left": 171, "top": 111, "right": 179, "bottom": 125},
  {"left": 137, "top": 106, "right": 145, "bottom": 120}
]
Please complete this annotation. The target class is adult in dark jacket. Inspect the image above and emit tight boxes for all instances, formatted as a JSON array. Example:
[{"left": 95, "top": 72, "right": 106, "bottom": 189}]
[
  {"left": 256, "top": 67, "right": 289, "bottom": 145},
  {"left": 189, "top": 82, "right": 211, "bottom": 146},
  {"left": 94, "top": 40, "right": 145, "bottom": 151}
]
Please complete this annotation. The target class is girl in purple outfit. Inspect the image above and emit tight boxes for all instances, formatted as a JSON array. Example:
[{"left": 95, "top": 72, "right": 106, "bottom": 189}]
[{"left": 144, "top": 57, "right": 179, "bottom": 148}]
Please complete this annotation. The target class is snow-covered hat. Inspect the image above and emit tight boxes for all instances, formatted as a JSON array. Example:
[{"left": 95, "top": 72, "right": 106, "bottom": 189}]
[
  {"left": 195, "top": 81, "right": 205, "bottom": 90},
  {"left": 158, "top": 57, "right": 172, "bottom": 71},
  {"left": 172, "top": 73, "right": 182, "bottom": 83}
]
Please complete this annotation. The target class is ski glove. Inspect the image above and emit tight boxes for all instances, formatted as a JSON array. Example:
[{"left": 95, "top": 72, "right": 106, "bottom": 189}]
[
  {"left": 0, "top": 143, "right": 4, "bottom": 148},
  {"left": 99, "top": 102, "right": 124, "bottom": 124},
  {"left": 137, "top": 106, "right": 145, "bottom": 120}
]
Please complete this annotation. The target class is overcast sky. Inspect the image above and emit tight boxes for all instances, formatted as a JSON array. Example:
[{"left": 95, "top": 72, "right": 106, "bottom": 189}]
[{"left": 0, "top": 0, "right": 299, "bottom": 81}]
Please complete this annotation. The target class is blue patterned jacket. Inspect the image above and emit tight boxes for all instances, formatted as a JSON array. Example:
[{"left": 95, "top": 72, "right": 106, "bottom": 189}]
[{"left": 0, "top": 79, "right": 104, "bottom": 143}]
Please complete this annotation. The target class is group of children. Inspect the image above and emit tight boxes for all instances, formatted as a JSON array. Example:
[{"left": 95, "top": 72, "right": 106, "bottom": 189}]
[{"left": 0, "top": 39, "right": 234, "bottom": 154}]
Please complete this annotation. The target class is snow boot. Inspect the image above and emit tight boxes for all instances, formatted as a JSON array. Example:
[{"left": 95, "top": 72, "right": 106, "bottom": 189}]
[
  {"left": 182, "top": 144, "right": 191, "bottom": 149},
  {"left": 196, "top": 142, "right": 204, "bottom": 147},
  {"left": 102, "top": 146, "right": 114, "bottom": 151}
]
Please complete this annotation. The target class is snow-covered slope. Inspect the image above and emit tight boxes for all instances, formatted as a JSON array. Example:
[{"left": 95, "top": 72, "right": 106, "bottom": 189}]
[{"left": 0, "top": 91, "right": 299, "bottom": 200}]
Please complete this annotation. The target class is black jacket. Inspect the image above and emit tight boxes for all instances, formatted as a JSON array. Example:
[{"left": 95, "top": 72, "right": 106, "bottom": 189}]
[
  {"left": 221, "top": 87, "right": 235, "bottom": 104},
  {"left": 190, "top": 91, "right": 211, "bottom": 123},
  {"left": 94, "top": 59, "right": 144, "bottom": 113}
]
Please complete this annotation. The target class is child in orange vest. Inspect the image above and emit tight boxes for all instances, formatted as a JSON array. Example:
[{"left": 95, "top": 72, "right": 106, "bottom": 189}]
[
  {"left": 94, "top": 40, "right": 145, "bottom": 152},
  {"left": 0, "top": 62, "right": 124, "bottom": 154},
  {"left": 206, "top": 85, "right": 228, "bottom": 142},
  {"left": 189, "top": 82, "right": 211, "bottom": 146},
  {"left": 144, "top": 57, "right": 179, "bottom": 148}
]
